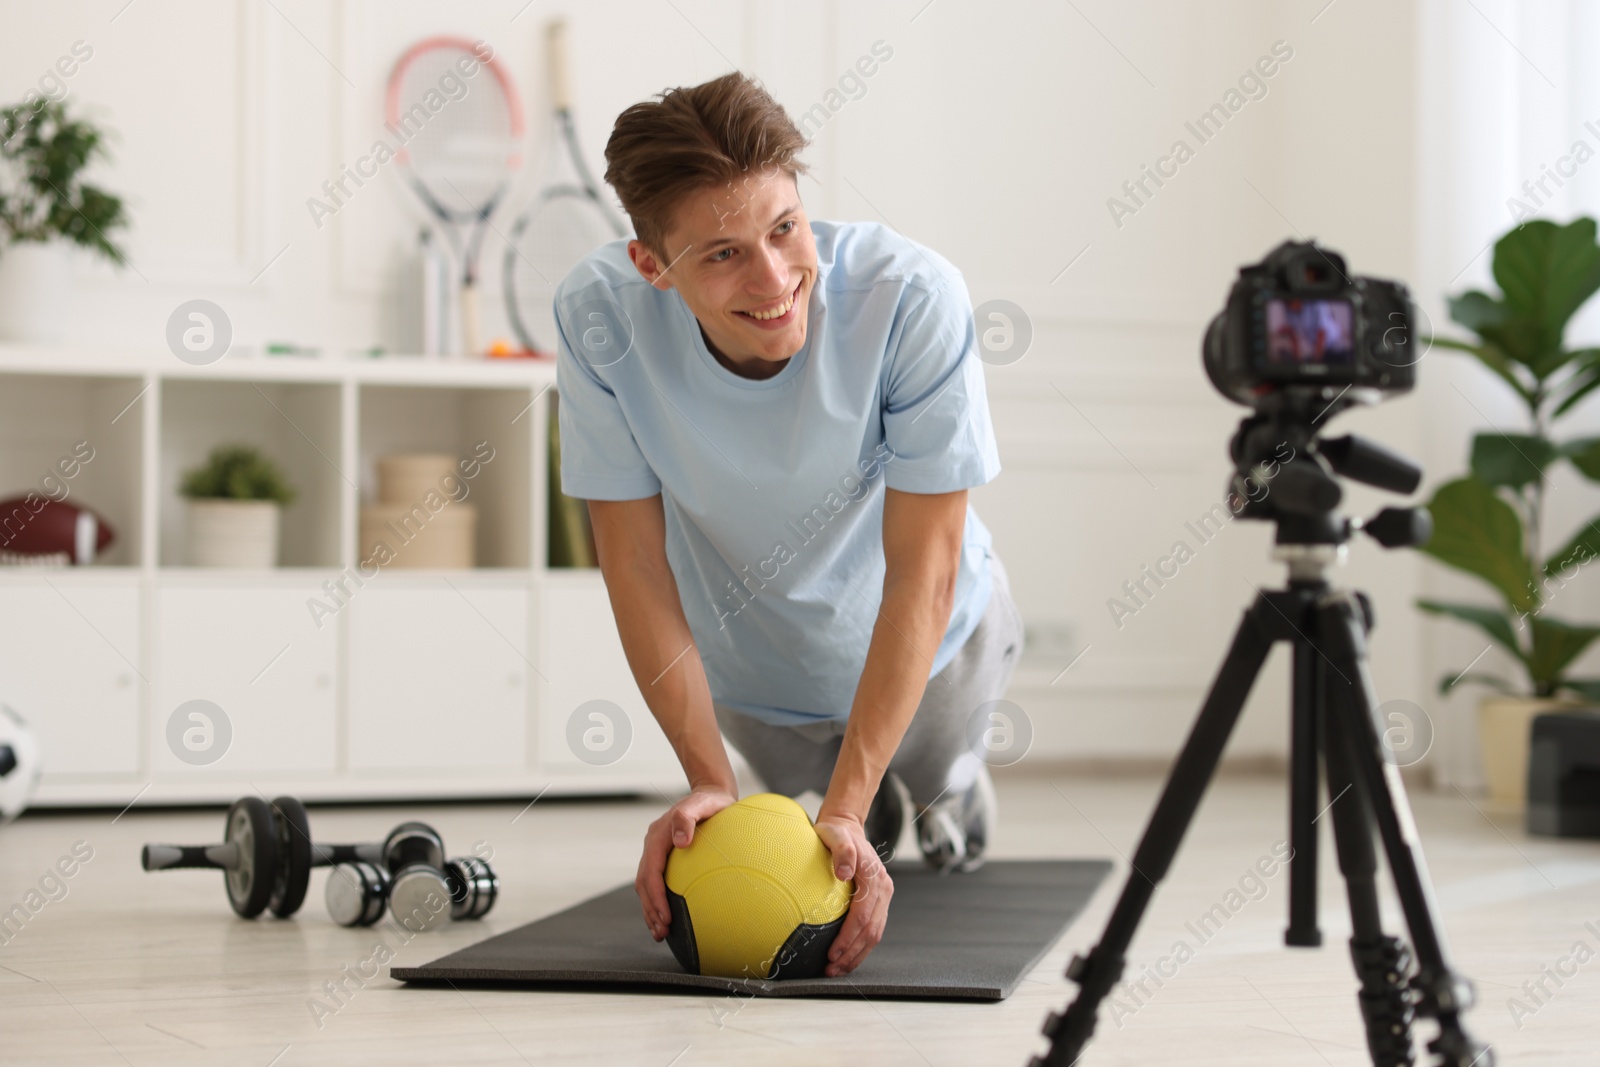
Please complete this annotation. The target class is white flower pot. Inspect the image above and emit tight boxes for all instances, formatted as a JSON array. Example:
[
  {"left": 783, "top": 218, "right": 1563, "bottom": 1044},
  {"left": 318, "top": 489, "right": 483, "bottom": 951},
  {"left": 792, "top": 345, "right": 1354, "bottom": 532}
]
[
  {"left": 186, "top": 500, "right": 281, "bottom": 568},
  {"left": 0, "top": 242, "right": 72, "bottom": 343},
  {"left": 1478, "top": 694, "right": 1582, "bottom": 807}
]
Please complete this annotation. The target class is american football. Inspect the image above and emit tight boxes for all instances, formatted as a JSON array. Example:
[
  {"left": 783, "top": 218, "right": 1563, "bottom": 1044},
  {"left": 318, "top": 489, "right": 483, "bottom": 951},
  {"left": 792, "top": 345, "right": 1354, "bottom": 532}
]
[{"left": 0, "top": 496, "right": 115, "bottom": 564}]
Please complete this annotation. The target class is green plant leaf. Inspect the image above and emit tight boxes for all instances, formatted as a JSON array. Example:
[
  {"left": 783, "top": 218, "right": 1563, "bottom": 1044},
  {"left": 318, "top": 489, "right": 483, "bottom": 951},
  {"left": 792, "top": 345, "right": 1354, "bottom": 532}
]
[
  {"left": 1470, "top": 432, "right": 1557, "bottom": 488},
  {"left": 1427, "top": 336, "right": 1537, "bottom": 404},
  {"left": 1527, "top": 615, "right": 1600, "bottom": 687},
  {"left": 179, "top": 444, "right": 296, "bottom": 505},
  {"left": 1492, "top": 218, "right": 1600, "bottom": 369},
  {"left": 1552, "top": 348, "right": 1600, "bottom": 417},
  {"left": 0, "top": 99, "right": 128, "bottom": 265},
  {"left": 1417, "top": 478, "right": 1537, "bottom": 613},
  {"left": 1437, "top": 671, "right": 1517, "bottom": 696},
  {"left": 1544, "top": 514, "right": 1600, "bottom": 577},
  {"left": 1556, "top": 678, "right": 1600, "bottom": 702},
  {"left": 1561, "top": 436, "right": 1600, "bottom": 481},
  {"left": 1446, "top": 291, "right": 1508, "bottom": 333},
  {"left": 1416, "top": 598, "right": 1524, "bottom": 659}
]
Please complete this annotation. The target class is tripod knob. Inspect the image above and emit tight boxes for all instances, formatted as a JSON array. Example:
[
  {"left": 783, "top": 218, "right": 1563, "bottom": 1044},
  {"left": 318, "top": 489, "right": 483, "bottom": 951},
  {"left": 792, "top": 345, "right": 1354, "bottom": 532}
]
[
  {"left": 1362, "top": 506, "right": 1431, "bottom": 548},
  {"left": 1272, "top": 460, "right": 1343, "bottom": 515}
]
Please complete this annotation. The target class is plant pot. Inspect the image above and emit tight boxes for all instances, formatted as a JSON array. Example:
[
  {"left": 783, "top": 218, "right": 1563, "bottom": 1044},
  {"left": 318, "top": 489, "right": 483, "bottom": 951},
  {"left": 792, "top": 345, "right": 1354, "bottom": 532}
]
[
  {"left": 0, "top": 242, "right": 72, "bottom": 343},
  {"left": 186, "top": 500, "right": 281, "bottom": 568},
  {"left": 1478, "top": 694, "right": 1581, "bottom": 807}
]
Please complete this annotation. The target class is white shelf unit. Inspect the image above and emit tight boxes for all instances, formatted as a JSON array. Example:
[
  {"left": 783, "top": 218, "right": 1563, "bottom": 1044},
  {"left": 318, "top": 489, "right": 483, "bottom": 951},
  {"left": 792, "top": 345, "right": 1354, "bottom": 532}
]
[{"left": 0, "top": 344, "right": 683, "bottom": 806}]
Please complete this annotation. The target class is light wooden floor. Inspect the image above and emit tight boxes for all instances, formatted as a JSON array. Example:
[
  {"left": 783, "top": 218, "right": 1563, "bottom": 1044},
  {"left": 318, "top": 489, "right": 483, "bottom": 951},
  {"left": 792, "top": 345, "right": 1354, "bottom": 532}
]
[{"left": 1, "top": 768, "right": 1595, "bottom": 1066}]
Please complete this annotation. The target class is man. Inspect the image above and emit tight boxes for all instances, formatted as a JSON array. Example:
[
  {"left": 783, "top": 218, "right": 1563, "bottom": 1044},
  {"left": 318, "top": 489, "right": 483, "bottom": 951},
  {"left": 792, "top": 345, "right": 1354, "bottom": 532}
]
[{"left": 555, "top": 72, "right": 1022, "bottom": 977}]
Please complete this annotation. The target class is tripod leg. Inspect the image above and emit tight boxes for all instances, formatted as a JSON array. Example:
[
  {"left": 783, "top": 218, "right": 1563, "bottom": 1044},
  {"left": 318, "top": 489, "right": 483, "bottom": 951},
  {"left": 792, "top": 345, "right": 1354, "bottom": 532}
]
[
  {"left": 1287, "top": 638, "right": 1324, "bottom": 947},
  {"left": 1317, "top": 593, "right": 1494, "bottom": 1067},
  {"left": 1032, "top": 599, "right": 1278, "bottom": 1067},
  {"left": 1324, "top": 680, "right": 1418, "bottom": 1067}
]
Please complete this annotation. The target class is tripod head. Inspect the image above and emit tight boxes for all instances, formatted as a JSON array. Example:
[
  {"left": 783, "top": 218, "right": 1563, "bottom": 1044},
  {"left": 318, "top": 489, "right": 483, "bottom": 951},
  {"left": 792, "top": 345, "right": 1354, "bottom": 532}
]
[{"left": 1224, "top": 386, "right": 1431, "bottom": 578}]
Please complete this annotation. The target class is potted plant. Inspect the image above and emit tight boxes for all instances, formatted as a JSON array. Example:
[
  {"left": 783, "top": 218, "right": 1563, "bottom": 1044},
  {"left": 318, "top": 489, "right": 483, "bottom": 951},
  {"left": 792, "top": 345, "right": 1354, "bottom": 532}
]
[
  {"left": 180, "top": 446, "right": 296, "bottom": 569},
  {"left": 0, "top": 99, "right": 128, "bottom": 341},
  {"left": 1419, "top": 216, "right": 1600, "bottom": 805}
]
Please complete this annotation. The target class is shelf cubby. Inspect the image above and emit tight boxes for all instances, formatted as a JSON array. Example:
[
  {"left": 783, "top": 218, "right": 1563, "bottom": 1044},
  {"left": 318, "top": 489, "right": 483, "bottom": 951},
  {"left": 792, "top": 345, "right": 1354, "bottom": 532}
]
[
  {"left": 158, "top": 378, "right": 343, "bottom": 568},
  {"left": 357, "top": 383, "right": 533, "bottom": 569},
  {"left": 0, "top": 372, "right": 146, "bottom": 567}
]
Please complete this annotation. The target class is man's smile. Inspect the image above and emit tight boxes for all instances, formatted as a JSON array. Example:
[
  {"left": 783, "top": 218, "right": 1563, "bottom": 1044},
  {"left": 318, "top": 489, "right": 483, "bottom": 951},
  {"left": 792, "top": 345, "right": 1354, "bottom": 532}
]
[{"left": 735, "top": 280, "right": 804, "bottom": 326}]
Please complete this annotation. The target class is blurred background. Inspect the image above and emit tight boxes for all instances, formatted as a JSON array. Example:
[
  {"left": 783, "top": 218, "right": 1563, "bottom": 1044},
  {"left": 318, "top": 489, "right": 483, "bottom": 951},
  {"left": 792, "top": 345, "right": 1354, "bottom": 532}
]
[{"left": 1, "top": 0, "right": 1596, "bottom": 812}]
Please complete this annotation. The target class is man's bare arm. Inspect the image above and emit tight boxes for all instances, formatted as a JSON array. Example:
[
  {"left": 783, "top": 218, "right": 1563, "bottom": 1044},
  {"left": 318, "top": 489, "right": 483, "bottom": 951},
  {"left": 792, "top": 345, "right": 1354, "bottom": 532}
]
[
  {"left": 588, "top": 496, "right": 736, "bottom": 794},
  {"left": 812, "top": 487, "right": 965, "bottom": 976},
  {"left": 819, "top": 487, "right": 966, "bottom": 825},
  {"left": 589, "top": 496, "right": 739, "bottom": 942}
]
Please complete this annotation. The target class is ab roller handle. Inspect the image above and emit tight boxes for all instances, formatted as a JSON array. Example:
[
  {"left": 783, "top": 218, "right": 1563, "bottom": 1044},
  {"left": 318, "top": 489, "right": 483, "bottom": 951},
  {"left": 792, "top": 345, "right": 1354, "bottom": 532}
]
[
  {"left": 141, "top": 843, "right": 244, "bottom": 871},
  {"left": 140, "top": 840, "right": 381, "bottom": 872}
]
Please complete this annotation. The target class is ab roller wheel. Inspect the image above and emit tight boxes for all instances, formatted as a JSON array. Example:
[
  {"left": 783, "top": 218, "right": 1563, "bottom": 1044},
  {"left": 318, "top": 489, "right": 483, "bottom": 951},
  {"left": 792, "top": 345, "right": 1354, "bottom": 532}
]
[
  {"left": 225, "top": 796, "right": 279, "bottom": 918},
  {"left": 141, "top": 794, "right": 499, "bottom": 929},
  {"left": 268, "top": 796, "right": 313, "bottom": 919}
]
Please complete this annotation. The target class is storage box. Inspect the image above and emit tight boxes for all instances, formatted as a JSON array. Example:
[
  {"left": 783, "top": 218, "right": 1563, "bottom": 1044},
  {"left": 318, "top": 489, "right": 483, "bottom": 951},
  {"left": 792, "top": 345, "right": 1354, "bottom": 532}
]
[
  {"left": 359, "top": 501, "right": 476, "bottom": 569},
  {"left": 377, "top": 453, "right": 461, "bottom": 508}
]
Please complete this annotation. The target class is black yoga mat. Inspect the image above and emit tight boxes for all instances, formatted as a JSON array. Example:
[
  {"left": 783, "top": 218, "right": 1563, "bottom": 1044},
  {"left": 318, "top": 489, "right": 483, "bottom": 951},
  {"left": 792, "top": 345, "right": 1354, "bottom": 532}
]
[{"left": 392, "top": 859, "right": 1111, "bottom": 1000}]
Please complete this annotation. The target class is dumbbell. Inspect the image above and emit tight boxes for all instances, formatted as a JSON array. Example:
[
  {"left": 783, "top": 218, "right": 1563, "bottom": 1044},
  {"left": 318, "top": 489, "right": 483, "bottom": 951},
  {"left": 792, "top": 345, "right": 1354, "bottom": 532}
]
[{"left": 325, "top": 821, "right": 498, "bottom": 930}]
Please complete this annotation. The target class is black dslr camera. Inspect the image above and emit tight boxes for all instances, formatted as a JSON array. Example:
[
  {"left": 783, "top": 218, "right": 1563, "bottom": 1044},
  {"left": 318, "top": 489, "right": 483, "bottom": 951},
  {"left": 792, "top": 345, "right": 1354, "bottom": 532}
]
[
  {"left": 1204, "top": 239, "right": 1418, "bottom": 409},
  {"left": 1200, "top": 240, "right": 1428, "bottom": 546}
]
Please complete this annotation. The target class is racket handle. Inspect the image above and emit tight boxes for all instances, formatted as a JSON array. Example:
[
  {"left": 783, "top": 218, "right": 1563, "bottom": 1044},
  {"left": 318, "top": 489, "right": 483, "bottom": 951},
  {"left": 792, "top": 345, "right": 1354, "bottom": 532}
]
[
  {"left": 461, "top": 282, "right": 483, "bottom": 358},
  {"left": 547, "top": 19, "right": 572, "bottom": 113}
]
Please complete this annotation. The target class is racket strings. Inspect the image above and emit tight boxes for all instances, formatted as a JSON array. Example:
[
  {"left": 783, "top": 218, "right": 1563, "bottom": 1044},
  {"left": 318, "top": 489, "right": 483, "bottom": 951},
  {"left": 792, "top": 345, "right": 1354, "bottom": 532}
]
[
  {"left": 505, "top": 194, "right": 622, "bottom": 352},
  {"left": 392, "top": 47, "right": 518, "bottom": 214}
]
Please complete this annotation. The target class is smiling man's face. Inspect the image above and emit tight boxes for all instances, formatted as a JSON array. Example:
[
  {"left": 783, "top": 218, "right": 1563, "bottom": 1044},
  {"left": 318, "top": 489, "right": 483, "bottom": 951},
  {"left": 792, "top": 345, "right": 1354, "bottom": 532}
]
[{"left": 628, "top": 167, "right": 817, "bottom": 380}]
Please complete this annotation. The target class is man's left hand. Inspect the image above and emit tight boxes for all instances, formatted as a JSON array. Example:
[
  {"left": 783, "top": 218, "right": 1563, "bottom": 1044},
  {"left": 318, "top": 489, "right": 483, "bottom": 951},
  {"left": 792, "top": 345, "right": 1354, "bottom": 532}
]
[{"left": 812, "top": 811, "right": 894, "bottom": 977}]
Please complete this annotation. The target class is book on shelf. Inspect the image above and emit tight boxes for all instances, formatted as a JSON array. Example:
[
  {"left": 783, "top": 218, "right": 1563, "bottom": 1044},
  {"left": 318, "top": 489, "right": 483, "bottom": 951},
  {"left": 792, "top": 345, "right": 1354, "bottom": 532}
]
[{"left": 547, "top": 392, "right": 597, "bottom": 568}]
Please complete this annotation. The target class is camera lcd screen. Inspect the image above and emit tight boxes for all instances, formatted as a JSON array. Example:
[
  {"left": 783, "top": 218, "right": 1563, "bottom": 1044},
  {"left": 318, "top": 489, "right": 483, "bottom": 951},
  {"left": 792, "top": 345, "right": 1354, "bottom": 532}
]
[{"left": 1263, "top": 298, "right": 1355, "bottom": 367}]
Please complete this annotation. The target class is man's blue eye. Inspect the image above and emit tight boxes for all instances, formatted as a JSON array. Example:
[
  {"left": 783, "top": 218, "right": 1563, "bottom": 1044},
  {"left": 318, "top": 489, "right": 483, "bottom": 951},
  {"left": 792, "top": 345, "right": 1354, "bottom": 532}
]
[
  {"left": 776, "top": 220, "right": 795, "bottom": 235},
  {"left": 711, "top": 248, "right": 733, "bottom": 262}
]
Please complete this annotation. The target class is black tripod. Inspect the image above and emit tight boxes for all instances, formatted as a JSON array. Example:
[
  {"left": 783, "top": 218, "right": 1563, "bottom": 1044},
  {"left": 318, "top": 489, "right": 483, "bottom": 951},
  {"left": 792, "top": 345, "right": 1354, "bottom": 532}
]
[{"left": 1032, "top": 418, "right": 1493, "bottom": 1067}]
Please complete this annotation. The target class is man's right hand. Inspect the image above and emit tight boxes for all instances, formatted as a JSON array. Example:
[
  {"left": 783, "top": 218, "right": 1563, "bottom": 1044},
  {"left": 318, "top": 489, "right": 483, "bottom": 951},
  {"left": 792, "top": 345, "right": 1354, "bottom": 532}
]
[{"left": 636, "top": 786, "right": 738, "bottom": 940}]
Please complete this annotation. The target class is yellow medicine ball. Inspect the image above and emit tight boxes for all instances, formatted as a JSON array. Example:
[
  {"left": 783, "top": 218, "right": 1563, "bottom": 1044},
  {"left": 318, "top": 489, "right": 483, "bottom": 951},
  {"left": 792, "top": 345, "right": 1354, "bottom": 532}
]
[{"left": 664, "top": 793, "right": 854, "bottom": 980}]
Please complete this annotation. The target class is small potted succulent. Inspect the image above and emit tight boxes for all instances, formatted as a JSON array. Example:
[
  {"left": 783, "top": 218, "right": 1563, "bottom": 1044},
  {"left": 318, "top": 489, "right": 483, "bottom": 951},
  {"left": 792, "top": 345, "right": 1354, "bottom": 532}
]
[
  {"left": 0, "top": 100, "right": 129, "bottom": 341},
  {"left": 181, "top": 445, "right": 296, "bottom": 568},
  {"left": 1419, "top": 216, "right": 1600, "bottom": 805}
]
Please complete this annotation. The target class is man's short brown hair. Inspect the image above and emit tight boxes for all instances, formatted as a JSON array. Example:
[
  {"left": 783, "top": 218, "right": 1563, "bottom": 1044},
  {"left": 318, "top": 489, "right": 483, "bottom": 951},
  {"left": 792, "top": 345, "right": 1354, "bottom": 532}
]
[{"left": 604, "top": 72, "right": 808, "bottom": 257}]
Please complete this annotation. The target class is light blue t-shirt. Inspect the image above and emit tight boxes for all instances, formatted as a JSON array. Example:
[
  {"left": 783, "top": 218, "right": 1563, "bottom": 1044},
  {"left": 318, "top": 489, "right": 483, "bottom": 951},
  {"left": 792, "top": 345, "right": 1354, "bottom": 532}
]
[{"left": 554, "top": 219, "right": 1001, "bottom": 725}]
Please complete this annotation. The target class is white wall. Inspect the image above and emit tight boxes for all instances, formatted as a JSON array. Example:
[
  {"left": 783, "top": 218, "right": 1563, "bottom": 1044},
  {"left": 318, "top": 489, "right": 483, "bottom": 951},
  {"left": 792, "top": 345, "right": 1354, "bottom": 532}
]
[{"left": 9, "top": 0, "right": 1578, "bottom": 781}]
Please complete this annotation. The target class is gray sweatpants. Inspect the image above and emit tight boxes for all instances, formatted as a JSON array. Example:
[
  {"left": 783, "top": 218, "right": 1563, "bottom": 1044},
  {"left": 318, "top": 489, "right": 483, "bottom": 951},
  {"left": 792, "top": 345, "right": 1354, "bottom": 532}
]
[{"left": 713, "top": 556, "right": 1025, "bottom": 808}]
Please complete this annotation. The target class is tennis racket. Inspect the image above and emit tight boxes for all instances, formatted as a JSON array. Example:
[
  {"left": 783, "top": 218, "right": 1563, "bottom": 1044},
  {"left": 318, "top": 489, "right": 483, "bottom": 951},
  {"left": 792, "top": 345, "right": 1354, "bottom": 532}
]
[
  {"left": 503, "top": 19, "right": 628, "bottom": 358},
  {"left": 387, "top": 37, "right": 524, "bottom": 357}
]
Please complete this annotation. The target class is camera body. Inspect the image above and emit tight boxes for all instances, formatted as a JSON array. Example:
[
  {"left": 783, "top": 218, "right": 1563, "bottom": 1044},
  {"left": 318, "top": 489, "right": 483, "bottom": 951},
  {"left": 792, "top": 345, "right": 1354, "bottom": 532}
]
[{"left": 1204, "top": 240, "right": 1417, "bottom": 409}]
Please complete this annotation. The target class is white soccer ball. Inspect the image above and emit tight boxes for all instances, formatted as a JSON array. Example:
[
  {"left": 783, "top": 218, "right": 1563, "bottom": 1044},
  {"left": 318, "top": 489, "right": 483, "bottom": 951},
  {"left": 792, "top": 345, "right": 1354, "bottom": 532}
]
[{"left": 0, "top": 704, "right": 42, "bottom": 822}]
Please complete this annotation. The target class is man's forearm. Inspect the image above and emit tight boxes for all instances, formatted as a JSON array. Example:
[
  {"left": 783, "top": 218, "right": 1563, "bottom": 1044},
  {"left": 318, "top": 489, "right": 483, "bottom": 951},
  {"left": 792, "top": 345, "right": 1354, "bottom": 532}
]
[
  {"left": 822, "top": 566, "right": 956, "bottom": 821},
  {"left": 590, "top": 499, "right": 737, "bottom": 794},
  {"left": 603, "top": 561, "right": 735, "bottom": 791}
]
